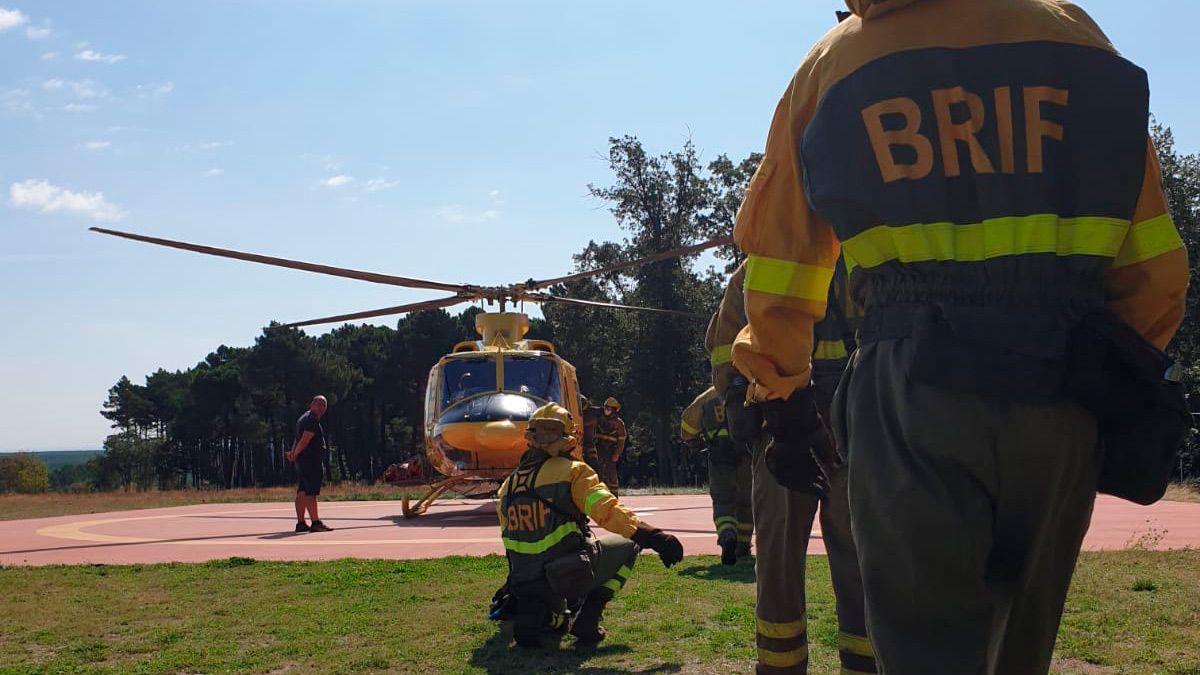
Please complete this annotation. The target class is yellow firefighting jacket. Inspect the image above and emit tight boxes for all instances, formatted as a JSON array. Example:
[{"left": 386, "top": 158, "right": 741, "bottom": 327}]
[
  {"left": 594, "top": 414, "right": 627, "bottom": 457},
  {"left": 706, "top": 262, "right": 749, "bottom": 400},
  {"left": 732, "top": 0, "right": 1189, "bottom": 400},
  {"left": 497, "top": 449, "right": 640, "bottom": 583},
  {"left": 708, "top": 259, "right": 859, "bottom": 398},
  {"left": 680, "top": 387, "right": 729, "bottom": 443}
]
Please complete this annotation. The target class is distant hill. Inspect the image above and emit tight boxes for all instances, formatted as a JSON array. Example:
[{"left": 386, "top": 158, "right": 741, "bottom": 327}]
[{"left": 25, "top": 450, "right": 104, "bottom": 471}]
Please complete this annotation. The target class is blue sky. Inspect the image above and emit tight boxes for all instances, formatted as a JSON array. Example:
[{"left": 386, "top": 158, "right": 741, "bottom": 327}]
[{"left": 1, "top": 1, "right": 1197, "bottom": 451}]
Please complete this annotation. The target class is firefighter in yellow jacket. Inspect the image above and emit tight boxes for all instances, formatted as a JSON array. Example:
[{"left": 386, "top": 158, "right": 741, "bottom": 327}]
[
  {"left": 710, "top": 261, "right": 875, "bottom": 675},
  {"left": 732, "top": 1, "right": 1188, "bottom": 672},
  {"left": 494, "top": 403, "right": 683, "bottom": 648},
  {"left": 593, "top": 397, "right": 626, "bottom": 496},
  {"left": 681, "top": 387, "right": 753, "bottom": 564}
]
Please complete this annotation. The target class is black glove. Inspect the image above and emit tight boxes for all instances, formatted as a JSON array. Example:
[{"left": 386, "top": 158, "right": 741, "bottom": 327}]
[
  {"left": 631, "top": 526, "right": 684, "bottom": 568},
  {"left": 722, "top": 375, "right": 764, "bottom": 446},
  {"left": 761, "top": 385, "right": 842, "bottom": 498}
]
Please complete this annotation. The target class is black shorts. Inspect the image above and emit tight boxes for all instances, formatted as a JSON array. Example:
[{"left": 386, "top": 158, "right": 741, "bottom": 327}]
[{"left": 297, "top": 460, "right": 323, "bottom": 496}]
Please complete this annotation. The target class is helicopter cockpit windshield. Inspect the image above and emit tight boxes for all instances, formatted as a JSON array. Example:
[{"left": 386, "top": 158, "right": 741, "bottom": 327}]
[
  {"left": 442, "top": 357, "right": 498, "bottom": 408},
  {"left": 503, "top": 356, "right": 561, "bottom": 403}
]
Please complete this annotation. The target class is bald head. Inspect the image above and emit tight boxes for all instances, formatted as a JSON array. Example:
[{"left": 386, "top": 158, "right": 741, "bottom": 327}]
[{"left": 310, "top": 395, "right": 328, "bottom": 417}]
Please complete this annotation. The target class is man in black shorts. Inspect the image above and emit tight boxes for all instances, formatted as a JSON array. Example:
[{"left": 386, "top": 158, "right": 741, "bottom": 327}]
[{"left": 286, "top": 395, "right": 333, "bottom": 533}]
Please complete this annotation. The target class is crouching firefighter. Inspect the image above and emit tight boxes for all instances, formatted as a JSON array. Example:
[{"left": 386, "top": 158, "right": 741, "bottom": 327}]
[{"left": 491, "top": 403, "right": 684, "bottom": 648}]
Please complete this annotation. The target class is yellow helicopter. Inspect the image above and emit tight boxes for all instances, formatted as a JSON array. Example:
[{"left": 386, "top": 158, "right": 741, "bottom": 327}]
[{"left": 90, "top": 227, "right": 727, "bottom": 516}]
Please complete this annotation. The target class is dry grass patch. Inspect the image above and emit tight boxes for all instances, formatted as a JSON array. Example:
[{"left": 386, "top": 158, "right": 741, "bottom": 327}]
[{"left": 1163, "top": 482, "right": 1200, "bottom": 504}]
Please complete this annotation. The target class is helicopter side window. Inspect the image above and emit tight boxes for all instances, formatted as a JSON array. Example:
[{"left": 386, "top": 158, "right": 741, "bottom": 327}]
[
  {"left": 441, "top": 357, "right": 498, "bottom": 407},
  {"left": 503, "top": 356, "right": 562, "bottom": 403}
]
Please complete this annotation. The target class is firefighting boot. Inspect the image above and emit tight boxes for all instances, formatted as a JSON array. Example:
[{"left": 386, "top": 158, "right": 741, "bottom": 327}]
[
  {"left": 513, "top": 601, "right": 549, "bottom": 649},
  {"left": 569, "top": 592, "right": 612, "bottom": 646},
  {"left": 718, "top": 528, "right": 738, "bottom": 566}
]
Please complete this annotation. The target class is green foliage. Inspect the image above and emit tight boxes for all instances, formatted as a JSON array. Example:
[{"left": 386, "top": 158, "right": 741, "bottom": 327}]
[
  {"left": 1152, "top": 121, "right": 1200, "bottom": 481},
  {"left": 0, "top": 453, "right": 50, "bottom": 494}
]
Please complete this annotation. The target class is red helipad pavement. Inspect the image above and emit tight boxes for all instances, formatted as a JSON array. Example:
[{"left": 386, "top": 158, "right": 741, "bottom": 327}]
[{"left": 0, "top": 494, "right": 1197, "bottom": 566}]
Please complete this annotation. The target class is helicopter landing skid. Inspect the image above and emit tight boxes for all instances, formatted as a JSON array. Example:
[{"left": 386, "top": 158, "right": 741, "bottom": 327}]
[{"left": 400, "top": 476, "right": 499, "bottom": 518}]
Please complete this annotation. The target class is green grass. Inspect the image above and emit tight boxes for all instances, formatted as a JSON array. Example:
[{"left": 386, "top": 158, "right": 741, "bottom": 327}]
[{"left": 1, "top": 550, "right": 1198, "bottom": 674}]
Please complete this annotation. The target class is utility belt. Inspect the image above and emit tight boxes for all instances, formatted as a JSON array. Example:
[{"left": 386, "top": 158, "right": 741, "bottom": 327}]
[{"left": 859, "top": 303, "right": 1191, "bottom": 505}]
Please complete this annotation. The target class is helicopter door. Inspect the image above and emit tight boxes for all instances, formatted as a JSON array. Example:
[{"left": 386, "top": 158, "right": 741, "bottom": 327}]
[{"left": 424, "top": 365, "right": 439, "bottom": 430}]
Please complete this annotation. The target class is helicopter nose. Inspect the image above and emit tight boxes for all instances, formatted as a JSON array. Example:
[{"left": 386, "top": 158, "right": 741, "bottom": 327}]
[{"left": 476, "top": 420, "right": 524, "bottom": 452}]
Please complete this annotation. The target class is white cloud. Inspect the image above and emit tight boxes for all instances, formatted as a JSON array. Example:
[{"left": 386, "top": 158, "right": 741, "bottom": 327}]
[
  {"left": 183, "top": 140, "right": 232, "bottom": 151},
  {"left": 63, "top": 103, "right": 96, "bottom": 112},
  {"left": 203, "top": 168, "right": 224, "bottom": 178},
  {"left": 365, "top": 178, "right": 399, "bottom": 192},
  {"left": 40, "top": 51, "right": 57, "bottom": 61},
  {"left": 137, "top": 81, "right": 173, "bottom": 97},
  {"left": 0, "top": 7, "right": 27, "bottom": 31},
  {"left": 321, "top": 175, "right": 354, "bottom": 188},
  {"left": 0, "top": 88, "right": 34, "bottom": 116},
  {"left": 9, "top": 179, "right": 126, "bottom": 221},
  {"left": 83, "top": 141, "right": 111, "bottom": 151},
  {"left": 25, "top": 23, "right": 49, "bottom": 39},
  {"left": 434, "top": 205, "right": 499, "bottom": 224},
  {"left": 44, "top": 79, "right": 105, "bottom": 99},
  {"left": 489, "top": 189, "right": 501, "bottom": 199},
  {"left": 76, "top": 49, "right": 125, "bottom": 64}
]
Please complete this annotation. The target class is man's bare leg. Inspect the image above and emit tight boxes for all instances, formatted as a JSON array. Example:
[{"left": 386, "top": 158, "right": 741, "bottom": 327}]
[
  {"left": 306, "top": 496, "right": 319, "bottom": 523},
  {"left": 295, "top": 491, "right": 307, "bottom": 524}
]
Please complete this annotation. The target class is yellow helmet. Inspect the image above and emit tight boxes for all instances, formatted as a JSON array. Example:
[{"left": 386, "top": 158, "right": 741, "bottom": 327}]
[
  {"left": 525, "top": 403, "right": 576, "bottom": 456},
  {"left": 603, "top": 397, "right": 621, "bottom": 412}
]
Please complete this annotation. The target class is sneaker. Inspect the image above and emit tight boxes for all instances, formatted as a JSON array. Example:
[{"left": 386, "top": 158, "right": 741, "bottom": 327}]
[
  {"left": 294, "top": 522, "right": 310, "bottom": 533},
  {"left": 309, "top": 520, "right": 334, "bottom": 532}
]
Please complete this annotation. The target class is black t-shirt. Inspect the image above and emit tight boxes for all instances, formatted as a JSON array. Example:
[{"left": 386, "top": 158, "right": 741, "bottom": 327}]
[{"left": 295, "top": 410, "right": 326, "bottom": 465}]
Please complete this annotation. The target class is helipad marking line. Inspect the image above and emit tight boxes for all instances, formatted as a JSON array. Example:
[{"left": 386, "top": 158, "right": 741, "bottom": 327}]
[
  {"left": 34, "top": 502, "right": 443, "bottom": 545},
  {"left": 33, "top": 503, "right": 727, "bottom": 548}
]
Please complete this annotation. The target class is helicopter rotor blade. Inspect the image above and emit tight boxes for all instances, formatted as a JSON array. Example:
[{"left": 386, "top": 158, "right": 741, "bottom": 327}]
[
  {"left": 530, "top": 293, "right": 708, "bottom": 319},
  {"left": 523, "top": 236, "right": 733, "bottom": 291},
  {"left": 279, "top": 295, "right": 469, "bottom": 328},
  {"left": 90, "top": 227, "right": 471, "bottom": 293}
]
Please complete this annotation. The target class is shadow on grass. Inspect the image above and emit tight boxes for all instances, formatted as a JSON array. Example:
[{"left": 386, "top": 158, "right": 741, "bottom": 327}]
[
  {"left": 676, "top": 559, "right": 756, "bottom": 584},
  {"left": 469, "top": 621, "right": 682, "bottom": 674}
]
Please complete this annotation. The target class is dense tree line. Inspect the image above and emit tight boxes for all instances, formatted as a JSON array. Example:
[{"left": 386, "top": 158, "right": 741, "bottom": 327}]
[{"left": 80, "top": 126, "right": 1200, "bottom": 493}]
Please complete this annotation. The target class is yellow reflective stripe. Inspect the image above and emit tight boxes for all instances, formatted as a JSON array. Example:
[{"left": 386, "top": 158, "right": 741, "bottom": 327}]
[
  {"left": 756, "top": 615, "right": 807, "bottom": 639},
  {"left": 706, "top": 428, "right": 730, "bottom": 439},
  {"left": 681, "top": 419, "right": 699, "bottom": 436},
  {"left": 1112, "top": 213, "right": 1183, "bottom": 268},
  {"left": 843, "top": 214, "right": 1130, "bottom": 269},
  {"left": 710, "top": 343, "right": 733, "bottom": 366},
  {"left": 614, "top": 564, "right": 633, "bottom": 581},
  {"left": 737, "top": 522, "right": 754, "bottom": 531},
  {"left": 745, "top": 255, "right": 835, "bottom": 301},
  {"left": 715, "top": 516, "right": 737, "bottom": 533},
  {"left": 737, "top": 534, "right": 752, "bottom": 543},
  {"left": 549, "top": 612, "right": 565, "bottom": 628},
  {"left": 758, "top": 645, "right": 808, "bottom": 668},
  {"left": 501, "top": 521, "right": 580, "bottom": 554},
  {"left": 596, "top": 434, "right": 620, "bottom": 441},
  {"left": 813, "top": 339, "right": 849, "bottom": 361},
  {"left": 602, "top": 578, "right": 622, "bottom": 593},
  {"left": 838, "top": 632, "right": 875, "bottom": 657},
  {"left": 584, "top": 488, "right": 614, "bottom": 516}
]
